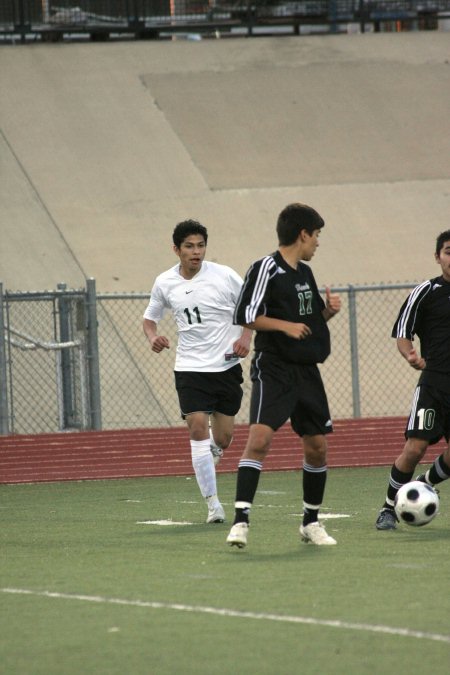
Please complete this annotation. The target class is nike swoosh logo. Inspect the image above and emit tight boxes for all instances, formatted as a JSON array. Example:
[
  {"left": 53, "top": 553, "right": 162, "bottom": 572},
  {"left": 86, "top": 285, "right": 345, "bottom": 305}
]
[{"left": 185, "top": 290, "right": 193, "bottom": 294}]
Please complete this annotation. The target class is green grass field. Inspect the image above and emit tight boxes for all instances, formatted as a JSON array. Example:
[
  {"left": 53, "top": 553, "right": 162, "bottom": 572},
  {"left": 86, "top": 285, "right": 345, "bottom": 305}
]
[{"left": 1, "top": 467, "right": 449, "bottom": 674}]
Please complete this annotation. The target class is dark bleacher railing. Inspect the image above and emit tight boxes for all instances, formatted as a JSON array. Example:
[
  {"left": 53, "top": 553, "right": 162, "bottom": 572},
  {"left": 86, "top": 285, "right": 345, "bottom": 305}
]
[{"left": 1, "top": 0, "right": 449, "bottom": 42}]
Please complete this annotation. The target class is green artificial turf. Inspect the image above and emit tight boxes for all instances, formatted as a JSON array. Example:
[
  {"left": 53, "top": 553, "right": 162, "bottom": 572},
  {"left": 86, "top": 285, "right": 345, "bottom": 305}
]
[{"left": 1, "top": 467, "right": 449, "bottom": 674}]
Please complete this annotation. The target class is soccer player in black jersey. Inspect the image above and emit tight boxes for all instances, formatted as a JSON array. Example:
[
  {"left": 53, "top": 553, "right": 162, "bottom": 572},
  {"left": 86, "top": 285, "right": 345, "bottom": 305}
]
[
  {"left": 226, "top": 203, "right": 341, "bottom": 548},
  {"left": 376, "top": 230, "right": 450, "bottom": 530}
]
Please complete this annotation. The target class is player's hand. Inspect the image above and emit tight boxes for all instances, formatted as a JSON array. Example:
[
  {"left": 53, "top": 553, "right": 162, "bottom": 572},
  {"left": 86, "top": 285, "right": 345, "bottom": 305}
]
[
  {"left": 150, "top": 335, "right": 170, "bottom": 353},
  {"left": 325, "top": 286, "right": 341, "bottom": 316},
  {"left": 406, "top": 348, "right": 425, "bottom": 370},
  {"left": 232, "top": 339, "right": 250, "bottom": 358},
  {"left": 284, "top": 322, "right": 312, "bottom": 340}
]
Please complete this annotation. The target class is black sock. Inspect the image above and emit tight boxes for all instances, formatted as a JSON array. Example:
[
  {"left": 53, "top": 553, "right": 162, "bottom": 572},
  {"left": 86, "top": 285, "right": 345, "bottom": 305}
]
[
  {"left": 303, "top": 506, "right": 319, "bottom": 527},
  {"left": 302, "top": 463, "right": 327, "bottom": 526},
  {"left": 384, "top": 463, "right": 414, "bottom": 509},
  {"left": 427, "top": 454, "right": 450, "bottom": 485},
  {"left": 233, "top": 460, "right": 262, "bottom": 524}
]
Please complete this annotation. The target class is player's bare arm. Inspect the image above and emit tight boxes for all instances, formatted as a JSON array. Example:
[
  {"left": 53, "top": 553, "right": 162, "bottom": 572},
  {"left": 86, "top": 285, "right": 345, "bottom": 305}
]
[
  {"left": 322, "top": 286, "right": 341, "bottom": 321},
  {"left": 143, "top": 318, "right": 170, "bottom": 353},
  {"left": 232, "top": 327, "right": 253, "bottom": 358},
  {"left": 396, "top": 337, "right": 425, "bottom": 370},
  {"left": 243, "top": 315, "right": 312, "bottom": 340}
]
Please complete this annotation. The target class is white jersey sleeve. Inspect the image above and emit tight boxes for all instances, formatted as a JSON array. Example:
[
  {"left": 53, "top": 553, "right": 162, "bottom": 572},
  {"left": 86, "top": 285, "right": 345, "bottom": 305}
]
[{"left": 143, "top": 276, "right": 170, "bottom": 324}]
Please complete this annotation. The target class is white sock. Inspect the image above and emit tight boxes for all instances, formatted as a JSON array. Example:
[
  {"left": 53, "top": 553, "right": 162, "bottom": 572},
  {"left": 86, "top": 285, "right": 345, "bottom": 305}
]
[{"left": 191, "top": 439, "right": 217, "bottom": 499}]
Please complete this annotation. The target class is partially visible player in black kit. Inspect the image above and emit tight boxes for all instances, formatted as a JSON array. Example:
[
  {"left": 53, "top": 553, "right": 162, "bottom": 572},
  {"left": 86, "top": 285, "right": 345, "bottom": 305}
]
[
  {"left": 226, "top": 202, "right": 341, "bottom": 549},
  {"left": 376, "top": 230, "right": 450, "bottom": 530}
]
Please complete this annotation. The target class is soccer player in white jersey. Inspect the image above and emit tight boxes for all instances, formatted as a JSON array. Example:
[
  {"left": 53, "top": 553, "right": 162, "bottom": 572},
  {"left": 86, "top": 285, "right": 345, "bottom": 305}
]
[{"left": 143, "top": 220, "right": 252, "bottom": 523}]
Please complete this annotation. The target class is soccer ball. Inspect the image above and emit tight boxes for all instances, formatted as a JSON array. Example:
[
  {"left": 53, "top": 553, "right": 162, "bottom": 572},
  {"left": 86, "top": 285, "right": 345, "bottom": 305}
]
[{"left": 394, "top": 481, "right": 439, "bottom": 527}]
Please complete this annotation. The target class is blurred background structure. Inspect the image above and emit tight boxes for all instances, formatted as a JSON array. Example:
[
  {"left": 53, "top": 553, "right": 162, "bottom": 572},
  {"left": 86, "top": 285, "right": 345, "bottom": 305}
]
[{"left": 1, "top": 0, "right": 450, "bottom": 42}]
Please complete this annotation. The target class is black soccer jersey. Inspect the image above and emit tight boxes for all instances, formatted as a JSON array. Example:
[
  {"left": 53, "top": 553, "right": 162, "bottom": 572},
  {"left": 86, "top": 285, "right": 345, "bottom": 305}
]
[
  {"left": 392, "top": 275, "right": 450, "bottom": 385},
  {"left": 234, "top": 250, "right": 330, "bottom": 365}
]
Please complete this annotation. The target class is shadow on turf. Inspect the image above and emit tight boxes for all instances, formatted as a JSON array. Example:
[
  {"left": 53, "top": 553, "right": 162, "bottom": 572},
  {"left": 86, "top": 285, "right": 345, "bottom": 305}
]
[
  {"left": 388, "top": 525, "right": 450, "bottom": 541},
  {"left": 223, "top": 548, "right": 337, "bottom": 561},
  {"left": 132, "top": 520, "right": 342, "bottom": 558}
]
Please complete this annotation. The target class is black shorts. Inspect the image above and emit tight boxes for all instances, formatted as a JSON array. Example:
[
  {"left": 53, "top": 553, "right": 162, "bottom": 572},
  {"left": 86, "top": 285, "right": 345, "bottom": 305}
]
[
  {"left": 405, "top": 383, "right": 450, "bottom": 445},
  {"left": 249, "top": 352, "right": 332, "bottom": 436},
  {"left": 174, "top": 364, "right": 244, "bottom": 419}
]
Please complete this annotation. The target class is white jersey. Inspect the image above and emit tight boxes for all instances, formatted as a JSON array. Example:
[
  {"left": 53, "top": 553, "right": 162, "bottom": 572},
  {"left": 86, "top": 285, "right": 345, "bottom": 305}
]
[{"left": 143, "top": 261, "right": 244, "bottom": 372}]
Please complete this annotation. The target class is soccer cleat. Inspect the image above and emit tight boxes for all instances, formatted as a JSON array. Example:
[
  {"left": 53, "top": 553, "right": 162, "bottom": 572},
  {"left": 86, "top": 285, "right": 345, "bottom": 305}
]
[
  {"left": 206, "top": 499, "right": 225, "bottom": 524},
  {"left": 415, "top": 473, "right": 439, "bottom": 494},
  {"left": 300, "top": 521, "right": 337, "bottom": 545},
  {"left": 210, "top": 444, "right": 223, "bottom": 466},
  {"left": 209, "top": 419, "right": 223, "bottom": 466},
  {"left": 375, "top": 508, "right": 398, "bottom": 530},
  {"left": 226, "top": 522, "right": 249, "bottom": 548}
]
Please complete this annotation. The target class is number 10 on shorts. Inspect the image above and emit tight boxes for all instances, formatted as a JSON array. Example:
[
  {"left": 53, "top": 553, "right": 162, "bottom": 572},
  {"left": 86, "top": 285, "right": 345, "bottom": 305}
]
[{"left": 416, "top": 408, "right": 435, "bottom": 430}]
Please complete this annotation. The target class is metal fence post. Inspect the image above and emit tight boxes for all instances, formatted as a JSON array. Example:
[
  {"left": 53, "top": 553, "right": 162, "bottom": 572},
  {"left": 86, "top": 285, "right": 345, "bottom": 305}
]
[
  {"left": 0, "top": 282, "right": 10, "bottom": 435},
  {"left": 86, "top": 278, "right": 102, "bottom": 430},
  {"left": 328, "top": 0, "right": 338, "bottom": 33},
  {"left": 57, "top": 282, "right": 75, "bottom": 428},
  {"left": 348, "top": 285, "right": 361, "bottom": 418}
]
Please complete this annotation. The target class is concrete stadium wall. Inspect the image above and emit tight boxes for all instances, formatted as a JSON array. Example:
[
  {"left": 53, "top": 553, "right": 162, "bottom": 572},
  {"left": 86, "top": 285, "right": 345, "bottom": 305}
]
[{"left": 1, "top": 32, "right": 449, "bottom": 294}]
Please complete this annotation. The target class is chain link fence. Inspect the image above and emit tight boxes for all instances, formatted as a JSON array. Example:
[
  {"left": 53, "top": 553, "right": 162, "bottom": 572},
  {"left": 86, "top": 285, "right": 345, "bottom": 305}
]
[
  {"left": 1, "top": 279, "right": 421, "bottom": 435},
  {"left": 0, "top": 280, "right": 100, "bottom": 435}
]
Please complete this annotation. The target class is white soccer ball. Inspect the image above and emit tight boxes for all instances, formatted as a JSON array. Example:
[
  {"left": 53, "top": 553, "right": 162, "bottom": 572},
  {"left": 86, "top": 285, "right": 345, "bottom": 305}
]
[{"left": 394, "top": 481, "right": 439, "bottom": 527}]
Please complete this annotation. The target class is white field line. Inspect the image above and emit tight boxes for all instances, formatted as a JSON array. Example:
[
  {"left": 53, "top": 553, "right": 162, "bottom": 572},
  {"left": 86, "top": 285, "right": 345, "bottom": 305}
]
[
  {"left": 136, "top": 520, "right": 193, "bottom": 526},
  {"left": 2, "top": 587, "right": 450, "bottom": 644}
]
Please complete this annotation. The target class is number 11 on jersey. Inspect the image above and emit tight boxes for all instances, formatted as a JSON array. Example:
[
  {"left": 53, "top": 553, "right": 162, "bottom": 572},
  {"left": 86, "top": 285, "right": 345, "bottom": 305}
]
[{"left": 184, "top": 307, "right": 202, "bottom": 324}]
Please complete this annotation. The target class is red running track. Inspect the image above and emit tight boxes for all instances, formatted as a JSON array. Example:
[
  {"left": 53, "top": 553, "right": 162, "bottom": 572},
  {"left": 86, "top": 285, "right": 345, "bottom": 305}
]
[{"left": 0, "top": 417, "right": 444, "bottom": 485}]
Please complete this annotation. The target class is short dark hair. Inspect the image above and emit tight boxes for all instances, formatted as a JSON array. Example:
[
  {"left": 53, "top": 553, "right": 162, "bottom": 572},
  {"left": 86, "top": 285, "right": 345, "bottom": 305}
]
[
  {"left": 172, "top": 219, "right": 208, "bottom": 249},
  {"left": 435, "top": 230, "right": 450, "bottom": 255},
  {"left": 276, "top": 203, "right": 325, "bottom": 246}
]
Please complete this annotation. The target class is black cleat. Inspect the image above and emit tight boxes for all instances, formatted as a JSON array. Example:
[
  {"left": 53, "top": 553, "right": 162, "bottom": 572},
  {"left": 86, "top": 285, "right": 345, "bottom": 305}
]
[
  {"left": 415, "top": 474, "right": 439, "bottom": 494},
  {"left": 375, "top": 508, "right": 398, "bottom": 530}
]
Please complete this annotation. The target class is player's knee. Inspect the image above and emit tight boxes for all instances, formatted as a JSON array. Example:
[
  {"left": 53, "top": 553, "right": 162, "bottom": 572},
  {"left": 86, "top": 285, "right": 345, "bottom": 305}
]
[
  {"left": 245, "top": 437, "right": 271, "bottom": 461},
  {"left": 404, "top": 439, "right": 428, "bottom": 464},
  {"left": 303, "top": 435, "right": 327, "bottom": 465},
  {"left": 245, "top": 446, "right": 269, "bottom": 462},
  {"left": 189, "top": 422, "right": 209, "bottom": 441}
]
